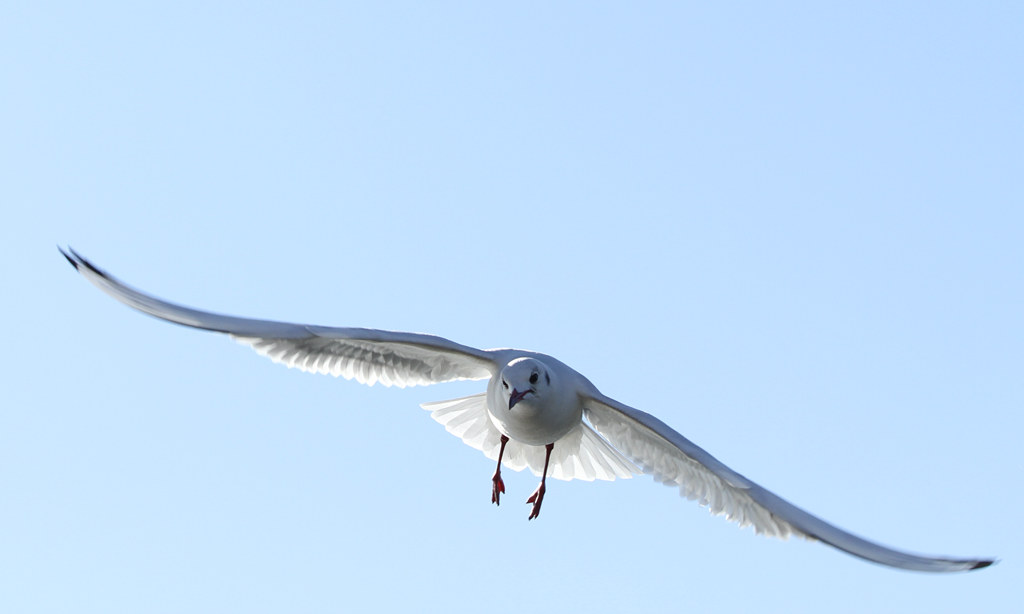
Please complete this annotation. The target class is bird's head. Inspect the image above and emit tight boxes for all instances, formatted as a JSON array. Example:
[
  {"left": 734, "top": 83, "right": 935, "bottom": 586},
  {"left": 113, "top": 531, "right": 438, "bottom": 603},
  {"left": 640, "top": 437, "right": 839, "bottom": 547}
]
[{"left": 500, "top": 357, "right": 552, "bottom": 411}]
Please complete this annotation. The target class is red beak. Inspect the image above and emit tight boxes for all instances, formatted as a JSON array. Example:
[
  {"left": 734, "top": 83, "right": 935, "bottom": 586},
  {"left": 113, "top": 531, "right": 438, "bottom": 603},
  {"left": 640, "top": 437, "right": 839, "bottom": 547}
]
[{"left": 509, "top": 388, "right": 529, "bottom": 410}]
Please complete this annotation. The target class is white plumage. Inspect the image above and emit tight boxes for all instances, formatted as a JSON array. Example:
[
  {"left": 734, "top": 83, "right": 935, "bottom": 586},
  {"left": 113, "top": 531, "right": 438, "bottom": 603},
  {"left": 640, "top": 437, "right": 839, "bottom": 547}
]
[
  {"left": 61, "top": 247, "right": 994, "bottom": 573},
  {"left": 424, "top": 393, "right": 637, "bottom": 482}
]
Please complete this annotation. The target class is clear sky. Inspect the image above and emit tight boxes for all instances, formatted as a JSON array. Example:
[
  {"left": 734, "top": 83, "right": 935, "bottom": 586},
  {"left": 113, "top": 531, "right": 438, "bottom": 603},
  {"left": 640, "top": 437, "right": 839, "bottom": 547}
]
[{"left": 2, "top": 2, "right": 1020, "bottom": 612}]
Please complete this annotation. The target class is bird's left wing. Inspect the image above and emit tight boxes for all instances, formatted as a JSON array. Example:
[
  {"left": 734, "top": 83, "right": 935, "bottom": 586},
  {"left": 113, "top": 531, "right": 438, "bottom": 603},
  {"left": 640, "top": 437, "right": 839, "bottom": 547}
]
[
  {"left": 61, "top": 248, "right": 497, "bottom": 387},
  {"left": 583, "top": 392, "right": 995, "bottom": 572}
]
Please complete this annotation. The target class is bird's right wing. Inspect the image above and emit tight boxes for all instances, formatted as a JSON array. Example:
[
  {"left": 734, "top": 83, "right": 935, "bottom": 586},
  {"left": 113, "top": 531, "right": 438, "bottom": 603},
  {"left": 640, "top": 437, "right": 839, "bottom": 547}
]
[
  {"left": 584, "top": 392, "right": 995, "bottom": 572},
  {"left": 61, "top": 248, "right": 499, "bottom": 387}
]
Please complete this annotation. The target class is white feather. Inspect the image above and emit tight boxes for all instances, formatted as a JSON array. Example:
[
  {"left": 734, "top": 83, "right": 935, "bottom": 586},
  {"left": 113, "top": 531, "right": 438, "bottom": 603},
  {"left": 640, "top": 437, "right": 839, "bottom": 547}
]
[
  {"left": 423, "top": 394, "right": 638, "bottom": 482},
  {"left": 62, "top": 248, "right": 995, "bottom": 573},
  {"left": 585, "top": 399, "right": 798, "bottom": 538}
]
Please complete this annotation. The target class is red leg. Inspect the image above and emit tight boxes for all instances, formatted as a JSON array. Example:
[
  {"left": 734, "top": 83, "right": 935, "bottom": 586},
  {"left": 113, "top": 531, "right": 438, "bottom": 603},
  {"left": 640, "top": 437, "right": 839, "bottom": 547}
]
[
  {"left": 491, "top": 435, "right": 509, "bottom": 506},
  {"left": 526, "top": 443, "right": 554, "bottom": 520}
]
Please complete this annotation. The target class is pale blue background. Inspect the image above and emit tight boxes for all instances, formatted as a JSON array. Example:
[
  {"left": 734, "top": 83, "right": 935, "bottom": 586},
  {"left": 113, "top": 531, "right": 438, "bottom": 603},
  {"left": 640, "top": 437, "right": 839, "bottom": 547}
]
[{"left": 2, "top": 2, "right": 1020, "bottom": 612}]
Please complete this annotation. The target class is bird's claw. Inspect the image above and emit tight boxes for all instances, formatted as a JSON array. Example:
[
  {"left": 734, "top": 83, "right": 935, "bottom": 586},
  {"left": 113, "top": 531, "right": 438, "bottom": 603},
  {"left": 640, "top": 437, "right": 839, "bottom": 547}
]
[
  {"left": 526, "top": 482, "right": 546, "bottom": 520},
  {"left": 491, "top": 472, "right": 505, "bottom": 506}
]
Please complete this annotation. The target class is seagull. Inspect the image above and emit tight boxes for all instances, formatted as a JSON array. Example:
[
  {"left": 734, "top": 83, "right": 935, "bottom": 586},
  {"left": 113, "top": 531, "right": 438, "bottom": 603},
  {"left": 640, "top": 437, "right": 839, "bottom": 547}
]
[{"left": 60, "top": 247, "right": 994, "bottom": 572}]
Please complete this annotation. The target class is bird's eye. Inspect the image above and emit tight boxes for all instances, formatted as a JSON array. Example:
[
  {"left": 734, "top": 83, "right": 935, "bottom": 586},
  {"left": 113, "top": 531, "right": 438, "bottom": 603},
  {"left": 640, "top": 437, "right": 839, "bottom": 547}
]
[
  {"left": 502, "top": 380, "right": 508, "bottom": 389},
  {"left": 529, "top": 372, "right": 539, "bottom": 384}
]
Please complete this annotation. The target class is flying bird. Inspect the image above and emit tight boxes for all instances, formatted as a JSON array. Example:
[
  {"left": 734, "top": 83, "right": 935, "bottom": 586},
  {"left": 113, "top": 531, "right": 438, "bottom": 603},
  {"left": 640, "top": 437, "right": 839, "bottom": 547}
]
[{"left": 60, "top": 248, "right": 994, "bottom": 573}]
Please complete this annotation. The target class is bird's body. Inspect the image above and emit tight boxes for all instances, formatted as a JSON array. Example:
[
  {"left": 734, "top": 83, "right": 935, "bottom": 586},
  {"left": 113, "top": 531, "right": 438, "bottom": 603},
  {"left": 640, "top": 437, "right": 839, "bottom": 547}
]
[
  {"left": 60, "top": 248, "right": 995, "bottom": 573},
  {"left": 487, "top": 356, "right": 583, "bottom": 445}
]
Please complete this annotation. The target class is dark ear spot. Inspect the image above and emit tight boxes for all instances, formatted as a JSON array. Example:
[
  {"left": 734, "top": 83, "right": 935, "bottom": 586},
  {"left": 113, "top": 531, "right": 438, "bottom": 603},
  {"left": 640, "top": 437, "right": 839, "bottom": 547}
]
[{"left": 544, "top": 372, "right": 550, "bottom": 385}]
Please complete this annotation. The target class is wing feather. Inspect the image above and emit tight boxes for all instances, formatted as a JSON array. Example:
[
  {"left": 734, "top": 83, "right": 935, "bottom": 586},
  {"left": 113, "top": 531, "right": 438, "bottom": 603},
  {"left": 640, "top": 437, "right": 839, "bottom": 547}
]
[
  {"left": 585, "top": 393, "right": 994, "bottom": 572},
  {"left": 62, "top": 248, "right": 497, "bottom": 387}
]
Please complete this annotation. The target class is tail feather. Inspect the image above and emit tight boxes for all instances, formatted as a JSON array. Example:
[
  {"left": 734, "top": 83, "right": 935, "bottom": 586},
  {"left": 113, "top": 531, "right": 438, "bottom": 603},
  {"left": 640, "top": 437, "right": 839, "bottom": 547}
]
[{"left": 422, "top": 393, "right": 639, "bottom": 481}]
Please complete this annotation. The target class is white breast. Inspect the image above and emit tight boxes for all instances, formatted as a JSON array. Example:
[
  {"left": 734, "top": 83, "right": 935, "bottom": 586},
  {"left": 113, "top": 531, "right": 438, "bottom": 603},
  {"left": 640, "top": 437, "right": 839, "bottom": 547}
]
[{"left": 484, "top": 371, "right": 582, "bottom": 445}]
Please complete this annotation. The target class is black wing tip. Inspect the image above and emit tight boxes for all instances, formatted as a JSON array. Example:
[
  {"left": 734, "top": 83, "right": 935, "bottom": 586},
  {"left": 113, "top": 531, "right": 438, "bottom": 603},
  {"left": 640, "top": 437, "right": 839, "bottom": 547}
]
[
  {"left": 58, "top": 246, "right": 111, "bottom": 280},
  {"left": 969, "top": 558, "right": 997, "bottom": 571},
  {"left": 58, "top": 245, "right": 79, "bottom": 270}
]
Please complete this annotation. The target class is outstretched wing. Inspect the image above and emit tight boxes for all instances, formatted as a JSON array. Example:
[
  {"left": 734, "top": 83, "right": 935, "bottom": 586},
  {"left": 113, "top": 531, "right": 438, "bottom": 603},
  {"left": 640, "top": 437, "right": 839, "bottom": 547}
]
[
  {"left": 61, "top": 248, "right": 497, "bottom": 387},
  {"left": 584, "top": 393, "right": 994, "bottom": 572}
]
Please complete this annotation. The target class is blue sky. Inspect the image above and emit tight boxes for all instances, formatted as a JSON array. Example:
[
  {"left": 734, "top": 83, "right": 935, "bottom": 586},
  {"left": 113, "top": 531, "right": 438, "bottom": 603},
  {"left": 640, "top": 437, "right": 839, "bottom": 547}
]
[{"left": 2, "top": 2, "right": 1020, "bottom": 612}]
